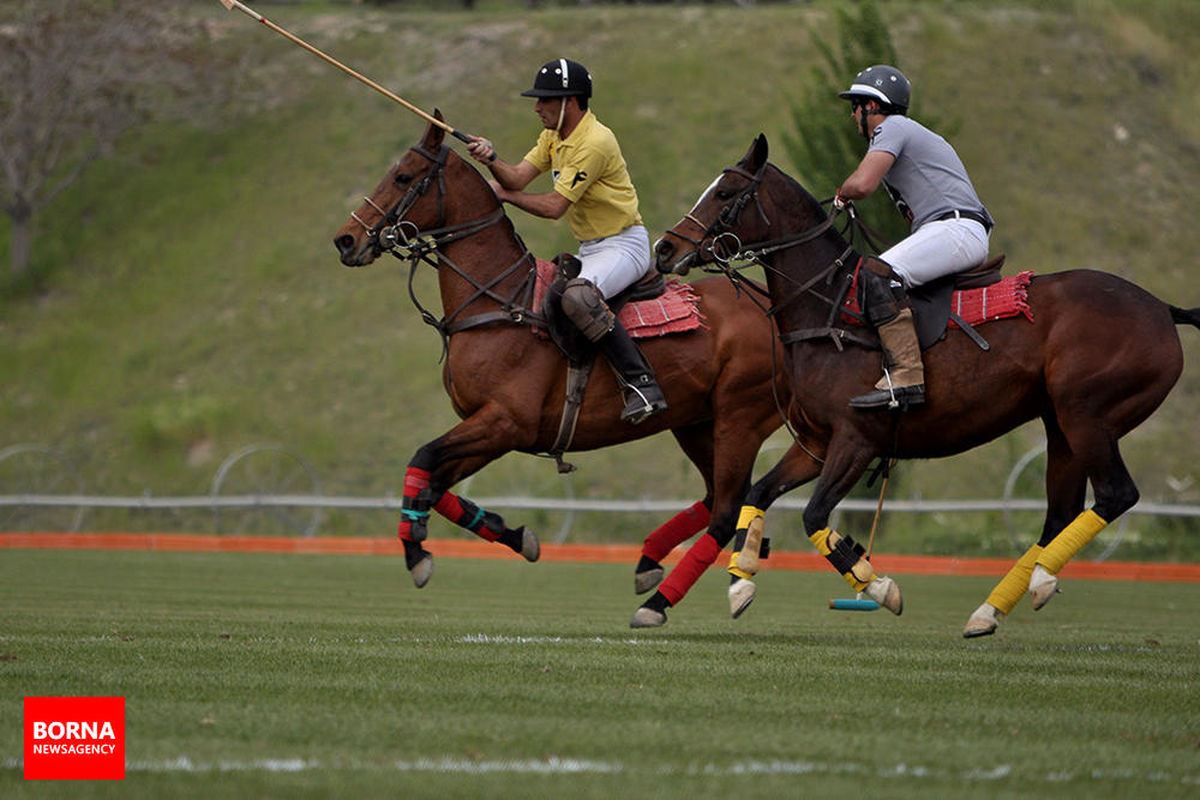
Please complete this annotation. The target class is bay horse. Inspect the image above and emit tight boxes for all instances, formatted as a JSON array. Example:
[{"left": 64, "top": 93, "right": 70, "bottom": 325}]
[
  {"left": 332, "top": 116, "right": 795, "bottom": 624},
  {"left": 653, "top": 134, "right": 1200, "bottom": 637}
]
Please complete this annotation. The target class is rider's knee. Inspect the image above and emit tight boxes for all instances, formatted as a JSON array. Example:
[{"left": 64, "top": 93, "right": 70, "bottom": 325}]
[{"left": 561, "top": 278, "right": 616, "bottom": 342}]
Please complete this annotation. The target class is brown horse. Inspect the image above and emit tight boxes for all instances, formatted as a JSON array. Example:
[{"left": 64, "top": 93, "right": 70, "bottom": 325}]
[
  {"left": 332, "top": 116, "right": 793, "bottom": 622},
  {"left": 653, "top": 134, "right": 1200, "bottom": 636}
]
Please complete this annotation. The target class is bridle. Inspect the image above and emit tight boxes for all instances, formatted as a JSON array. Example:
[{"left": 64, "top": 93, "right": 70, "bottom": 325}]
[
  {"left": 350, "top": 144, "right": 542, "bottom": 359},
  {"left": 662, "top": 160, "right": 879, "bottom": 465},
  {"left": 663, "top": 161, "right": 856, "bottom": 320}
]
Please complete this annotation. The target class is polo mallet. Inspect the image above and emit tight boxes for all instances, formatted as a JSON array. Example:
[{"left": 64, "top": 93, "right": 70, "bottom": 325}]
[
  {"left": 829, "top": 461, "right": 894, "bottom": 611},
  {"left": 217, "top": 0, "right": 475, "bottom": 144}
]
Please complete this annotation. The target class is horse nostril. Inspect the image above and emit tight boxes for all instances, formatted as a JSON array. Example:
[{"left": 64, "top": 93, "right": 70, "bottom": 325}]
[
  {"left": 334, "top": 234, "right": 355, "bottom": 255},
  {"left": 655, "top": 240, "right": 674, "bottom": 261}
]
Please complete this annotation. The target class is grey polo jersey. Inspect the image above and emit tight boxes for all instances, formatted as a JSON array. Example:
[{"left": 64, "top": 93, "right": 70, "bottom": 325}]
[{"left": 868, "top": 115, "right": 993, "bottom": 231}]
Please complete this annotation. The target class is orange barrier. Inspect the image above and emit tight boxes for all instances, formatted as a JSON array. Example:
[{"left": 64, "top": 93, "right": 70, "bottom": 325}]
[{"left": 3, "top": 532, "right": 1199, "bottom": 582}]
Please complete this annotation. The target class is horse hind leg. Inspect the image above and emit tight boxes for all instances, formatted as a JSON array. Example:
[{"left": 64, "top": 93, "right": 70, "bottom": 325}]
[
  {"left": 965, "top": 425, "right": 1086, "bottom": 637},
  {"left": 634, "top": 423, "right": 717, "bottom": 596},
  {"left": 1029, "top": 437, "right": 1139, "bottom": 611},
  {"left": 635, "top": 500, "right": 711, "bottom": 595}
]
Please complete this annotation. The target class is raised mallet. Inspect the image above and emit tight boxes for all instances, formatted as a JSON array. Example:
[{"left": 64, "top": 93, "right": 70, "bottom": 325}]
[{"left": 217, "top": 0, "right": 474, "bottom": 143}]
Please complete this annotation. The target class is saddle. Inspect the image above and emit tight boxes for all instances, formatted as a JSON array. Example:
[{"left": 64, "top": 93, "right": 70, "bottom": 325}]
[
  {"left": 533, "top": 255, "right": 703, "bottom": 472},
  {"left": 908, "top": 253, "right": 1007, "bottom": 349}
]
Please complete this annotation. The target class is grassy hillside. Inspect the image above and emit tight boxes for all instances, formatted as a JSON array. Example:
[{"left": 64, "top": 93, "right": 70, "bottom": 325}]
[{"left": 2, "top": 1, "right": 1199, "bottom": 557}]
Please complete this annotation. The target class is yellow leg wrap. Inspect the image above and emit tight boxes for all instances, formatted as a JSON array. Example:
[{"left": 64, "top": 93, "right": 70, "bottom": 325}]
[
  {"left": 729, "top": 506, "right": 766, "bottom": 577},
  {"left": 809, "top": 527, "right": 875, "bottom": 592},
  {"left": 985, "top": 544, "right": 1043, "bottom": 615},
  {"left": 1036, "top": 510, "right": 1108, "bottom": 575},
  {"left": 737, "top": 506, "right": 765, "bottom": 530}
]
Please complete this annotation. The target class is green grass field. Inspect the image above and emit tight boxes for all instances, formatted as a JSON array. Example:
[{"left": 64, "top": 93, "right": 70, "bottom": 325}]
[{"left": 2, "top": 548, "right": 1197, "bottom": 798}]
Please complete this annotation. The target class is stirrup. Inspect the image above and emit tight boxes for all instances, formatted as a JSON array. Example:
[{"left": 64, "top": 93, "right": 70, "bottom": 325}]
[
  {"left": 850, "top": 369, "right": 924, "bottom": 410},
  {"left": 620, "top": 382, "right": 667, "bottom": 423}
]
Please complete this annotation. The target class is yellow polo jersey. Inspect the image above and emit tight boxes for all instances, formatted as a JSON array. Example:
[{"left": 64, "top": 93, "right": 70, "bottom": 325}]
[{"left": 522, "top": 110, "right": 643, "bottom": 242}]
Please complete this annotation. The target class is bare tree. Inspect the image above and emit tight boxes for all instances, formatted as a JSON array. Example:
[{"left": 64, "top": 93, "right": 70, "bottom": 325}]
[{"left": 0, "top": 1, "right": 223, "bottom": 283}]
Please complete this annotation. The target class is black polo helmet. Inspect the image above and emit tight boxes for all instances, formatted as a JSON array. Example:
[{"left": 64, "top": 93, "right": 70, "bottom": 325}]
[
  {"left": 838, "top": 64, "right": 911, "bottom": 113},
  {"left": 521, "top": 58, "right": 593, "bottom": 99}
]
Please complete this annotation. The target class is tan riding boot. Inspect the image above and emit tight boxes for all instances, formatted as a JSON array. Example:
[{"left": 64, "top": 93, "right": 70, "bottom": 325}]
[{"left": 850, "top": 307, "right": 926, "bottom": 409}]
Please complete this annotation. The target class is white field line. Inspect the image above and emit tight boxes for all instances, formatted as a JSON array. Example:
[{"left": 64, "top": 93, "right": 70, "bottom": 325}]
[{"left": 3, "top": 757, "right": 1198, "bottom": 784}]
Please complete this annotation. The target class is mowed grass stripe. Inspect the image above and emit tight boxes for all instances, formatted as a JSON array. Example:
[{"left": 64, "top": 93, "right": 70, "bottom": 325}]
[{"left": 1, "top": 550, "right": 1197, "bottom": 799}]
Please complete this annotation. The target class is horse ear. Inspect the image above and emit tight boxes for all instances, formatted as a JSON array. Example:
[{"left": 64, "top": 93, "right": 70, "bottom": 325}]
[
  {"left": 423, "top": 108, "right": 447, "bottom": 148},
  {"left": 750, "top": 133, "right": 768, "bottom": 170}
]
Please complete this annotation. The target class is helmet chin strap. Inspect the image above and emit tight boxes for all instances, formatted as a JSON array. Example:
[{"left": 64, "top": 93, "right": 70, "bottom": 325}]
[{"left": 556, "top": 98, "right": 567, "bottom": 134}]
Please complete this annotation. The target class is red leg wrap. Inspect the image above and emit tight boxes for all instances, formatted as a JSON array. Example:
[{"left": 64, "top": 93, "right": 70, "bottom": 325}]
[
  {"left": 642, "top": 501, "right": 711, "bottom": 562},
  {"left": 657, "top": 533, "right": 722, "bottom": 607},
  {"left": 396, "top": 466, "right": 432, "bottom": 542},
  {"left": 433, "top": 491, "right": 502, "bottom": 542}
]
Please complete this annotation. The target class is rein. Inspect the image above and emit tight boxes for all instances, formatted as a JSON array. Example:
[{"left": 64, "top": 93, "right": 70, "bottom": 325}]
[{"left": 359, "top": 144, "right": 544, "bottom": 360}]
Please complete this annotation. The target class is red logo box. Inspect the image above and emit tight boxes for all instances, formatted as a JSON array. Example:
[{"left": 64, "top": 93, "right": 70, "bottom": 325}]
[{"left": 24, "top": 697, "right": 125, "bottom": 780}]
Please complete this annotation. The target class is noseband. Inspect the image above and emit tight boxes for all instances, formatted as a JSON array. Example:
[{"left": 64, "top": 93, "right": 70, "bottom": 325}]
[{"left": 670, "top": 162, "right": 843, "bottom": 269}]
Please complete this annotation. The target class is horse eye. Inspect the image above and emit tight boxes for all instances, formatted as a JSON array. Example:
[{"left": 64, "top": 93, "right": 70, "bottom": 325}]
[
  {"left": 394, "top": 173, "right": 414, "bottom": 186},
  {"left": 715, "top": 189, "right": 733, "bottom": 201}
]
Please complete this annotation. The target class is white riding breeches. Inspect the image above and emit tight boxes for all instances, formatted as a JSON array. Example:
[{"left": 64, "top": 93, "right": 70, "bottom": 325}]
[
  {"left": 881, "top": 218, "right": 990, "bottom": 289},
  {"left": 576, "top": 225, "right": 652, "bottom": 299}
]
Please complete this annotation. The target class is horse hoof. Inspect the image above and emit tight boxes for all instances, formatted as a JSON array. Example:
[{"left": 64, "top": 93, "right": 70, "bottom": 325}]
[
  {"left": 630, "top": 606, "right": 667, "bottom": 628},
  {"left": 963, "top": 602, "right": 1004, "bottom": 638},
  {"left": 519, "top": 527, "right": 540, "bottom": 563},
  {"left": 864, "top": 575, "right": 903, "bottom": 615},
  {"left": 634, "top": 566, "right": 664, "bottom": 595},
  {"left": 1028, "top": 564, "right": 1060, "bottom": 610},
  {"left": 729, "top": 577, "right": 757, "bottom": 619},
  {"left": 411, "top": 553, "right": 434, "bottom": 589}
]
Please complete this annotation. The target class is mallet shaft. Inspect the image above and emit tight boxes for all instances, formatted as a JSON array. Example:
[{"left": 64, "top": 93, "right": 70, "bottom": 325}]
[{"left": 218, "top": 0, "right": 472, "bottom": 143}]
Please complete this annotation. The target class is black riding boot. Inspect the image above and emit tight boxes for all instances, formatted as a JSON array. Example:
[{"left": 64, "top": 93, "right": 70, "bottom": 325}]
[{"left": 598, "top": 321, "right": 668, "bottom": 424}]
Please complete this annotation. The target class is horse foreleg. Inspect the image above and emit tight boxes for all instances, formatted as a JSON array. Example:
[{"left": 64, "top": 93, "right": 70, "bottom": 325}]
[
  {"left": 965, "top": 424, "right": 1086, "bottom": 637},
  {"left": 801, "top": 445, "right": 903, "bottom": 615},
  {"left": 395, "top": 411, "right": 541, "bottom": 588},
  {"left": 726, "top": 442, "right": 824, "bottom": 618}
]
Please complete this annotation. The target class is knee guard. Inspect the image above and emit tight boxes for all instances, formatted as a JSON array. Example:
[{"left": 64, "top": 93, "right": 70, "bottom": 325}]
[
  {"left": 857, "top": 266, "right": 901, "bottom": 327},
  {"left": 560, "top": 278, "right": 616, "bottom": 342}
]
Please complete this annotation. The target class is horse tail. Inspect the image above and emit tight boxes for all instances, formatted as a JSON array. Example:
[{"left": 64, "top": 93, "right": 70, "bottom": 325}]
[{"left": 1170, "top": 305, "right": 1200, "bottom": 331}]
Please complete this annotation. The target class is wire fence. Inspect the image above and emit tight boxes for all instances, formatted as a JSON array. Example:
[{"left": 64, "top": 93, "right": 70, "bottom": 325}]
[{"left": 3, "top": 442, "right": 1200, "bottom": 562}]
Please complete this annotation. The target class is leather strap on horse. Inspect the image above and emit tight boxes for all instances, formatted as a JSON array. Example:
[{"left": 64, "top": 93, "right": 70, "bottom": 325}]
[{"left": 545, "top": 360, "right": 595, "bottom": 473}]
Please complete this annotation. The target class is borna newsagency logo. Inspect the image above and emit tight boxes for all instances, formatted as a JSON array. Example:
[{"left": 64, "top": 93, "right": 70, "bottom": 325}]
[{"left": 24, "top": 696, "right": 125, "bottom": 780}]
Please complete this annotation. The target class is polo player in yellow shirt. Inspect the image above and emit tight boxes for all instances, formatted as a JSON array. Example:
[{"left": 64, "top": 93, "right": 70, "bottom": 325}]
[{"left": 466, "top": 58, "right": 667, "bottom": 424}]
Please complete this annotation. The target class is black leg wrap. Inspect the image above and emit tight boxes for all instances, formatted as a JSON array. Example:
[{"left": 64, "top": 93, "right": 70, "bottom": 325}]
[
  {"left": 643, "top": 591, "right": 670, "bottom": 612},
  {"left": 825, "top": 534, "right": 867, "bottom": 576},
  {"left": 636, "top": 554, "right": 661, "bottom": 573},
  {"left": 401, "top": 488, "right": 434, "bottom": 542},
  {"left": 402, "top": 538, "right": 430, "bottom": 570}
]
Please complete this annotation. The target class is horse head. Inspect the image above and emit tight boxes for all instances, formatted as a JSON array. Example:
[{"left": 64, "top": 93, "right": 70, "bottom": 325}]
[
  {"left": 654, "top": 134, "right": 773, "bottom": 276},
  {"left": 333, "top": 110, "right": 497, "bottom": 267}
]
